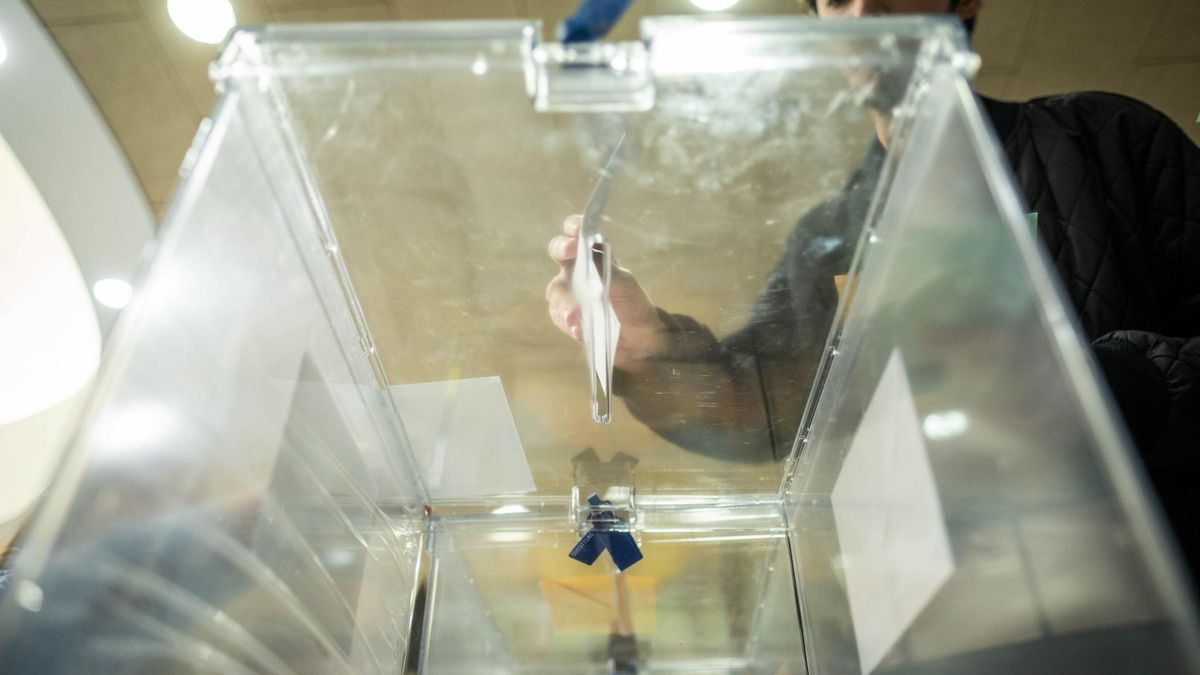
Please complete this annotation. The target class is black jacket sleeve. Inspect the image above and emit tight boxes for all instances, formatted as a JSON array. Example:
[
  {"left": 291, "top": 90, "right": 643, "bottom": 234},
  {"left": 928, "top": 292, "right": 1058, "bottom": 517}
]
[
  {"left": 621, "top": 193, "right": 865, "bottom": 462},
  {"left": 1092, "top": 330, "right": 1200, "bottom": 582},
  {"left": 616, "top": 147, "right": 882, "bottom": 461}
]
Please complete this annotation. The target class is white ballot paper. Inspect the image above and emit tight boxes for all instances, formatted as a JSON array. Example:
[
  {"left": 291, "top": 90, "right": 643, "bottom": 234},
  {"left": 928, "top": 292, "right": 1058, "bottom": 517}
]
[
  {"left": 831, "top": 349, "right": 955, "bottom": 674},
  {"left": 389, "top": 376, "right": 535, "bottom": 499},
  {"left": 571, "top": 244, "right": 621, "bottom": 397},
  {"left": 572, "top": 136, "right": 625, "bottom": 423}
]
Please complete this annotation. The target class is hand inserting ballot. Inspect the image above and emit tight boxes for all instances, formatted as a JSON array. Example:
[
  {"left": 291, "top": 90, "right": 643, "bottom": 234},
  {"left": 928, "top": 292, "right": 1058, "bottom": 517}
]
[
  {"left": 544, "top": 214, "right": 672, "bottom": 373},
  {"left": 545, "top": 214, "right": 787, "bottom": 461}
]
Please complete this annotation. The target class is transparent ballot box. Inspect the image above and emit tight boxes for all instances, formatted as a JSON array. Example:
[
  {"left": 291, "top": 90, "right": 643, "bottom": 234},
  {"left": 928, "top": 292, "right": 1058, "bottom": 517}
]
[{"left": 2, "top": 16, "right": 1198, "bottom": 675}]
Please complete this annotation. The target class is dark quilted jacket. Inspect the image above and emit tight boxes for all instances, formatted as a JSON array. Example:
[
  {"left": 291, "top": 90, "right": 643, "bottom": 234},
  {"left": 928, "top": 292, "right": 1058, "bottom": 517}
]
[
  {"left": 996, "top": 93, "right": 1200, "bottom": 583},
  {"left": 634, "top": 92, "right": 1200, "bottom": 582}
]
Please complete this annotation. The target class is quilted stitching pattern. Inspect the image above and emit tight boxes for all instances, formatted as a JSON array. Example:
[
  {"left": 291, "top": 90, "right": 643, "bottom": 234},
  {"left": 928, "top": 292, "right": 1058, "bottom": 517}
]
[
  {"left": 1002, "top": 92, "right": 1200, "bottom": 582},
  {"left": 1004, "top": 92, "right": 1200, "bottom": 340}
]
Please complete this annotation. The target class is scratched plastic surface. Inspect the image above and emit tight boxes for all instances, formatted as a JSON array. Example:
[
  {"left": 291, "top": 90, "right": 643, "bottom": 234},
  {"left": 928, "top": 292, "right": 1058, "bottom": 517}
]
[
  {"left": 256, "top": 19, "right": 895, "bottom": 500},
  {"left": 1, "top": 16, "right": 1195, "bottom": 675}
]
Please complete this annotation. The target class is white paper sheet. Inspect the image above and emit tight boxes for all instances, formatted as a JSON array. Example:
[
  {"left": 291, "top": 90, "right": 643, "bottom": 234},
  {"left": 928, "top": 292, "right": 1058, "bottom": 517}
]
[
  {"left": 389, "top": 376, "right": 536, "bottom": 499},
  {"left": 831, "top": 349, "right": 954, "bottom": 675},
  {"left": 571, "top": 247, "right": 620, "bottom": 395},
  {"left": 587, "top": 292, "right": 620, "bottom": 396}
]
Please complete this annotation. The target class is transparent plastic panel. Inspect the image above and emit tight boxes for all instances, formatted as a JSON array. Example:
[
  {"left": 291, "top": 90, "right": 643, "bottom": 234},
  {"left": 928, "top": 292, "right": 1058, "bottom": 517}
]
[
  {"left": 0, "top": 93, "right": 424, "bottom": 674},
  {"left": 8, "top": 16, "right": 1187, "bottom": 675},
  {"left": 213, "top": 19, "right": 948, "bottom": 501},
  {"left": 422, "top": 506, "right": 801, "bottom": 674},
  {"left": 787, "top": 67, "right": 1200, "bottom": 674},
  {"left": 419, "top": 527, "right": 516, "bottom": 674}
]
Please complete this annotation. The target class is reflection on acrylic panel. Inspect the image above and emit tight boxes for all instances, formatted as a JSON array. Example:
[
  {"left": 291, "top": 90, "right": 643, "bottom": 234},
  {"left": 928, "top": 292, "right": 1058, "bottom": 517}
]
[
  {"left": 832, "top": 350, "right": 954, "bottom": 674},
  {"left": 389, "top": 376, "right": 536, "bottom": 499}
]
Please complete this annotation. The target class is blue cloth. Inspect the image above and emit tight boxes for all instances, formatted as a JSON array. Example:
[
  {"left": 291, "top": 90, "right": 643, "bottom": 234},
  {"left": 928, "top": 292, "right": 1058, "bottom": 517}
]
[{"left": 558, "top": 0, "right": 635, "bottom": 42}]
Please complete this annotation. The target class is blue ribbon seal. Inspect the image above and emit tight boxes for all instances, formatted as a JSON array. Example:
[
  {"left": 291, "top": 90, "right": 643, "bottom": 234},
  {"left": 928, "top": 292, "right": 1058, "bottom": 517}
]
[{"left": 569, "top": 493, "right": 643, "bottom": 571}]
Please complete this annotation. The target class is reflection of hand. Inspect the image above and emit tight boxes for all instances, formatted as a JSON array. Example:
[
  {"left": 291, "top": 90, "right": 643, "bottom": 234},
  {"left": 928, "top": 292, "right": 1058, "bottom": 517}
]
[{"left": 545, "top": 215, "right": 671, "bottom": 369}]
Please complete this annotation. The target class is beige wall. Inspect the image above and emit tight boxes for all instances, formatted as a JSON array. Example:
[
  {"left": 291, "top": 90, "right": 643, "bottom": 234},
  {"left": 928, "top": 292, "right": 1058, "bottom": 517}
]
[{"left": 973, "top": 0, "right": 1200, "bottom": 145}]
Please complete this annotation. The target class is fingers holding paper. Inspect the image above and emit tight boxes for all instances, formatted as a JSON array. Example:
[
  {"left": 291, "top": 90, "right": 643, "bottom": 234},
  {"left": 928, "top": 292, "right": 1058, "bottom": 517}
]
[{"left": 545, "top": 215, "right": 671, "bottom": 368}]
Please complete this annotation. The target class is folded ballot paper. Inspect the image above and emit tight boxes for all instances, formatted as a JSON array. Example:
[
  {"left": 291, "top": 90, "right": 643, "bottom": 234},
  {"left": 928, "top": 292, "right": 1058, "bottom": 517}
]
[{"left": 571, "top": 135, "right": 625, "bottom": 424}]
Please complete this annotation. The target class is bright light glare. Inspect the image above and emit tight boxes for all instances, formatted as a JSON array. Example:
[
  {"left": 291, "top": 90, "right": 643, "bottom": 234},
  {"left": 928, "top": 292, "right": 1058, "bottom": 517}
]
[
  {"left": 167, "top": 0, "right": 236, "bottom": 45},
  {"left": 0, "top": 34, "right": 8, "bottom": 66},
  {"left": 93, "top": 401, "right": 179, "bottom": 457},
  {"left": 922, "top": 410, "right": 969, "bottom": 440},
  {"left": 488, "top": 531, "right": 534, "bottom": 543},
  {"left": 690, "top": 0, "right": 739, "bottom": 11},
  {"left": 17, "top": 581, "right": 43, "bottom": 612},
  {"left": 323, "top": 548, "right": 359, "bottom": 568},
  {"left": 491, "top": 504, "right": 530, "bottom": 515},
  {"left": 93, "top": 278, "right": 132, "bottom": 309},
  {"left": 471, "top": 55, "right": 488, "bottom": 76}
]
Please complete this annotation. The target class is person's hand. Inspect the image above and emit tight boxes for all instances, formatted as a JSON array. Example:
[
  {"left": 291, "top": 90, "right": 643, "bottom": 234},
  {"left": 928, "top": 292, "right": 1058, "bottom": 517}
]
[{"left": 545, "top": 215, "right": 671, "bottom": 368}]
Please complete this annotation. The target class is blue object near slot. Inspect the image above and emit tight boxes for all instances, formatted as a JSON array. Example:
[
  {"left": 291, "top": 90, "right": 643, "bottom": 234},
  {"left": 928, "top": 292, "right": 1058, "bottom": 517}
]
[
  {"left": 558, "top": 0, "right": 635, "bottom": 43},
  {"left": 569, "top": 494, "right": 643, "bottom": 571}
]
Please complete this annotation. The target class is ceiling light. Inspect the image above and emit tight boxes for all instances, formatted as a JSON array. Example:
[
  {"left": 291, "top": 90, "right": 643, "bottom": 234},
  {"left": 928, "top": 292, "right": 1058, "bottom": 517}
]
[
  {"left": 93, "top": 278, "right": 132, "bottom": 309},
  {"left": 167, "top": 0, "right": 236, "bottom": 45},
  {"left": 690, "top": 0, "right": 739, "bottom": 11}
]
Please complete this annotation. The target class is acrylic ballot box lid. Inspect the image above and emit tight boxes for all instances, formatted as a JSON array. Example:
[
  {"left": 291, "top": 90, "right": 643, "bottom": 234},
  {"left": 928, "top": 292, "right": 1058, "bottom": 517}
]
[{"left": 1, "top": 16, "right": 1197, "bottom": 675}]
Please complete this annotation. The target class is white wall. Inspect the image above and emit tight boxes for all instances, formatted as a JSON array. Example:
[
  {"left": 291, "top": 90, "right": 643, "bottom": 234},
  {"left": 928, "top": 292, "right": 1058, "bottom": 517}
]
[
  {"left": 0, "top": 0, "right": 156, "bottom": 335},
  {"left": 0, "top": 0, "right": 155, "bottom": 541}
]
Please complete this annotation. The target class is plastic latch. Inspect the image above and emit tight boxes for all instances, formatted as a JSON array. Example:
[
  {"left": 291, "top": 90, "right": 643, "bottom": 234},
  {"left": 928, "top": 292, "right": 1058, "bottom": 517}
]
[
  {"left": 569, "top": 450, "right": 641, "bottom": 570},
  {"left": 570, "top": 448, "right": 638, "bottom": 528},
  {"left": 532, "top": 42, "right": 654, "bottom": 112}
]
